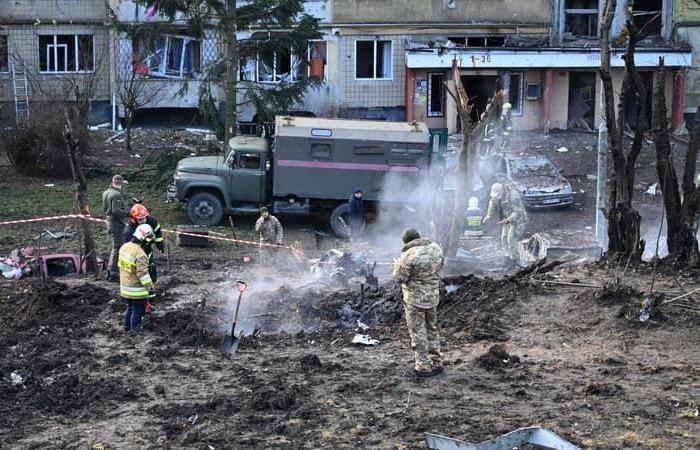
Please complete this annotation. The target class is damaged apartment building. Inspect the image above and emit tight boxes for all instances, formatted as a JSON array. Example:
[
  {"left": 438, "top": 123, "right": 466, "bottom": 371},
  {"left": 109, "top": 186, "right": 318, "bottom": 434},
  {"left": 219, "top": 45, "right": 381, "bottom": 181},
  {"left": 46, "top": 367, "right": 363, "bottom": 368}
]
[{"left": 0, "top": 0, "right": 693, "bottom": 133}]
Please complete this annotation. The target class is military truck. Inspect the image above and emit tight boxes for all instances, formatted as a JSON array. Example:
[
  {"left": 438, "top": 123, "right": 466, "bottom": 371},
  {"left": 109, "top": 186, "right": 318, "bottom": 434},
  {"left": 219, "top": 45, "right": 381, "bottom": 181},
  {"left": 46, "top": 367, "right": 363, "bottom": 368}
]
[{"left": 167, "top": 116, "right": 431, "bottom": 237}]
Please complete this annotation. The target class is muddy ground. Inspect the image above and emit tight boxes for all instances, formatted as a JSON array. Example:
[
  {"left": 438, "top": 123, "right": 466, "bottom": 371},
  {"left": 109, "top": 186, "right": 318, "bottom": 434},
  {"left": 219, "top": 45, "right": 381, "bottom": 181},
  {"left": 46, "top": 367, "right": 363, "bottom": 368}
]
[
  {"left": 1, "top": 255, "right": 700, "bottom": 449},
  {"left": 2, "top": 129, "right": 700, "bottom": 448}
]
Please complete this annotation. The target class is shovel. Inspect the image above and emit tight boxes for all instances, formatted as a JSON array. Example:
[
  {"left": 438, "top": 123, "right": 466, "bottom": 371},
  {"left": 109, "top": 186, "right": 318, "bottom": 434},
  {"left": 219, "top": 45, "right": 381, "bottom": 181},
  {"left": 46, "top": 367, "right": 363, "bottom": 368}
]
[{"left": 221, "top": 280, "right": 247, "bottom": 354}]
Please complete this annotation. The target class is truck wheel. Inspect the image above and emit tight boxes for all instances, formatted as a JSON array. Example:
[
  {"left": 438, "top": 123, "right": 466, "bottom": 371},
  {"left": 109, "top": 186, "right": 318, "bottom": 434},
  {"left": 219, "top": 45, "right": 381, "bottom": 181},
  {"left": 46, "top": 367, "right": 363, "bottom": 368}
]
[
  {"left": 330, "top": 203, "right": 365, "bottom": 238},
  {"left": 187, "top": 192, "right": 223, "bottom": 226}
]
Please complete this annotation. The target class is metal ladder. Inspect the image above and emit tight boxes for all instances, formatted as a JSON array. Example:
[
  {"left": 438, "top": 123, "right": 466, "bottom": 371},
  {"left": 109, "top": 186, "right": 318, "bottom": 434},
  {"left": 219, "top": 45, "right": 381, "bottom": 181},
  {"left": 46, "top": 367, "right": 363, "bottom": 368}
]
[{"left": 11, "top": 60, "right": 29, "bottom": 124}]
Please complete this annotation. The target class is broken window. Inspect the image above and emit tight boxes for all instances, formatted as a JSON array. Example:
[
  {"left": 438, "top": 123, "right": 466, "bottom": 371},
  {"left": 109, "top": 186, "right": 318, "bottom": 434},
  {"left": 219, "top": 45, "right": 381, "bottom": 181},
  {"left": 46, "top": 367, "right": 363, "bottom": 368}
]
[
  {"left": 240, "top": 45, "right": 305, "bottom": 83},
  {"left": 633, "top": 0, "right": 662, "bottom": 37},
  {"left": 564, "top": 0, "right": 598, "bottom": 38},
  {"left": 39, "top": 34, "right": 93, "bottom": 72},
  {"left": 509, "top": 72, "right": 523, "bottom": 116},
  {"left": 0, "top": 36, "right": 7, "bottom": 72},
  {"left": 356, "top": 40, "right": 392, "bottom": 79},
  {"left": 428, "top": 73, "right": 445, "bottom": 117},
  {"left": 448, "top": 36, "right": 505, "bottom": 47},
  {"left": 308, "top": 40, "right": 327, "bottom": 81},
  {"left": 134, "top": 35, "right": 202, "bottom": 79}
]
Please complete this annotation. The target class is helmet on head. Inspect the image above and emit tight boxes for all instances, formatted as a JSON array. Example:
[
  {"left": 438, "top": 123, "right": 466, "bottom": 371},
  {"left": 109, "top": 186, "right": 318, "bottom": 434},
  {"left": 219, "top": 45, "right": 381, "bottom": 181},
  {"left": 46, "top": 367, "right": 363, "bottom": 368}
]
[
  {"left": 133, "top": 224, "right": 155, "bottom": 242},
  {"left": 467, "top": 196, "right": 479, "bottom": 210},
  {"left": 130, "top": 204, "right": 149, "bottom": 221},
  {"left": 401, "top": 228, "right": 421, "bottom": 244},
  {"left": 490, "top": 182, "right": 505, "bottom": 199}
]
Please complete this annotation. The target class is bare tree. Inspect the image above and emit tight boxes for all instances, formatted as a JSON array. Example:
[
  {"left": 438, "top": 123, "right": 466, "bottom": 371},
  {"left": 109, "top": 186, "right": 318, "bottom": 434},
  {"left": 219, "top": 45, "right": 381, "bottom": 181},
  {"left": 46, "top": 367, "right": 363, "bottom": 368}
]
[
  {"left": 652, "top": 59, "right": 700, "bottom": 266},
  {"left": 115, "top": 41, "right": 159, "bottom": 154},
  {"left": 24, "top": 55, "right": 103, "bottom": 274},
  {"left": 442, "top": 58, "right": 504, "bottom": 257},
  {"left": 600, "top": 0, "right": 646, "bottom": 261}
]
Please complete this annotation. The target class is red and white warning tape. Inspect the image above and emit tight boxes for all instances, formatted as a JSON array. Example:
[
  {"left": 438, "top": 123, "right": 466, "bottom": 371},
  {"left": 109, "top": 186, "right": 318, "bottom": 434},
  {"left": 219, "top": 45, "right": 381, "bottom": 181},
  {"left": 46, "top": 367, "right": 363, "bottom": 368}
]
[
  {"left": 0, "top": 214, "right": 289, "bottom": 249},
  {"left": 0, "top": 214, "right": 395, "bottom": 264}
]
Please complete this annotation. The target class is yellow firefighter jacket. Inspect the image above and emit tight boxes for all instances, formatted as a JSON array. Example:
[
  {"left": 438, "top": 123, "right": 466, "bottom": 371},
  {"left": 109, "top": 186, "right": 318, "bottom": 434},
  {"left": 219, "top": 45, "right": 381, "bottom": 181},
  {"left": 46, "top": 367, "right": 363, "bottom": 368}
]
[{"left": 118, "top": 241, "right": 154, "bottom": 299}]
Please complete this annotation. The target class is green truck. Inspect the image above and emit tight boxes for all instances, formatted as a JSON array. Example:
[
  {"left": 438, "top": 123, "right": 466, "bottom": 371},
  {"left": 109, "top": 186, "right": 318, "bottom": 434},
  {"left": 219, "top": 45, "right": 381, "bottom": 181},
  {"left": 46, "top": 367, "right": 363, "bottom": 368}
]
[{"left": 167, "top": 116, "right": 432, "bottom": 237}]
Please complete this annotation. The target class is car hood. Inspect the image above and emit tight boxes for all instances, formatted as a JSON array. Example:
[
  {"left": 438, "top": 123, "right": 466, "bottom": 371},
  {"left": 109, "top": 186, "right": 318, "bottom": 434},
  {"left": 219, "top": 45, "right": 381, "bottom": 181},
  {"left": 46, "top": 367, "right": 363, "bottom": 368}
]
[
  {"left": 177, "top": 156, "right": 226, "bottom": 175},
  {"left": 513, "top": 174, "right": 570, "bottom": 193}
]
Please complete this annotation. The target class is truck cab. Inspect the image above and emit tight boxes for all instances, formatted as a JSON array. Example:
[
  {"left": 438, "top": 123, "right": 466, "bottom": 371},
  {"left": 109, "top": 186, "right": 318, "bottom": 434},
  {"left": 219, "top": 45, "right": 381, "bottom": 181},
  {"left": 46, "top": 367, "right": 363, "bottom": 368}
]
[{"left": 168, "top": 136, "right": 271, "bottom": 225}]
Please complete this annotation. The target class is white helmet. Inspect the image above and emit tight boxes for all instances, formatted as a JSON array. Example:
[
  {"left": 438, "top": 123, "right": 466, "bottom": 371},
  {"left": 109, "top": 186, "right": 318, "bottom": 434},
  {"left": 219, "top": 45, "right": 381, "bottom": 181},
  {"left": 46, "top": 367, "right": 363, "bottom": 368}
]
[
  {"left": 467, "top": 196, "right": 479, "bottom": 210},
  {"left": 133, "top": 224, "right": 155, "bottom": 242},
  {"left": 490, "top": 182, "right": 505, "bottom": 199}
]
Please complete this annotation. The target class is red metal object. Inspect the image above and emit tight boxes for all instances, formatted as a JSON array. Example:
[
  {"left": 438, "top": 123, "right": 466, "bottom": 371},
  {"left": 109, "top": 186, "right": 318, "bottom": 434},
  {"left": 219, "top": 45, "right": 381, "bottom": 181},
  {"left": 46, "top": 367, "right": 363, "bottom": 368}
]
[
  {"left": 672, "top": 68, "right": 687, "bottom": 130},
  {"left": 37, "top": 254, "right": 105, "bottom": 278}
]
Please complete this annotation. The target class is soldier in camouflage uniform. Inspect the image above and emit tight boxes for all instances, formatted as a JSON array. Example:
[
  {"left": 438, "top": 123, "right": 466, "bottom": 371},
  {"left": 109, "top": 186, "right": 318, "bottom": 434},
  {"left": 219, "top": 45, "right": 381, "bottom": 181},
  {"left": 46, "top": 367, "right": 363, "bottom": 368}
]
[
  {"left": 254, "top": 206, "right": 284, "bottom": 263},
  {"left": 483, "top": 182, "right": 528, "bottom": 262},
  {"left": 102, "top": 175, "right": 129, "bottom": 282},
  {"left": 393, "top": 228, "right": 445, "bottom": 377}
]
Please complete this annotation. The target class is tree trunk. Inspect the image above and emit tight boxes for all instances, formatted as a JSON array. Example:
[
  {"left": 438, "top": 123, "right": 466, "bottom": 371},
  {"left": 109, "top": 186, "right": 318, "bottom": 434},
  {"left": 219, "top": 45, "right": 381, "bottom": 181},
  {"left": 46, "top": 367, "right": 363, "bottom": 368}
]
[
  {"left": 63, "top": 108, "right": 98, "bottom": 274},
  {"left": 223, "top": 0, "right": 238, "bottom": 145},
  {"left": 600, "top": 0, "right": 645, "bottom": 261},
  {"left": 125, "top": 115, "right": 133, "bottom": 154},
  {"left": 442, "top": 59, "right": 503, "bottom": 257},
  {"left": 653, "top": 61, "right": 700, "bottom": 265}
]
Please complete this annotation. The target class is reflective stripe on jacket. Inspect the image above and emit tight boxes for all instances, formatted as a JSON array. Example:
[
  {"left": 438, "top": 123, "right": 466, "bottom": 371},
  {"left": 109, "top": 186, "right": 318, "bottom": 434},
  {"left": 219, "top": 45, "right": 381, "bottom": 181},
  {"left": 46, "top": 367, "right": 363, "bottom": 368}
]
[{"left": 118, "top": 242, "right": 153, "bottom": 299}]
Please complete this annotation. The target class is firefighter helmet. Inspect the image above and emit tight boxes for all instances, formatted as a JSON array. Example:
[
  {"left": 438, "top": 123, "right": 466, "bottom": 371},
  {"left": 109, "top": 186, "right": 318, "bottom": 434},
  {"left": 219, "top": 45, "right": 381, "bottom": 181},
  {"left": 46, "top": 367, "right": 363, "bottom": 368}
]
[
  {"left": 133, "top": 224, "right": 155, "bottom": 242},
  {"left": 130, "top": 204, "right": 149, "bottom": 221}
]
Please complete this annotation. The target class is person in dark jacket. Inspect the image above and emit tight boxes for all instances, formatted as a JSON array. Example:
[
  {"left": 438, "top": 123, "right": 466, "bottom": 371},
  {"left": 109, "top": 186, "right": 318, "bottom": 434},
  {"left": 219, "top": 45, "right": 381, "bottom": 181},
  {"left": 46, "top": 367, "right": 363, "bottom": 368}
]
[
  {"left": 124, "top": 204, "right": 164, "bottom": 313},
  {"left": 348, "top": 188, "right": 365, "bottom": 238}
]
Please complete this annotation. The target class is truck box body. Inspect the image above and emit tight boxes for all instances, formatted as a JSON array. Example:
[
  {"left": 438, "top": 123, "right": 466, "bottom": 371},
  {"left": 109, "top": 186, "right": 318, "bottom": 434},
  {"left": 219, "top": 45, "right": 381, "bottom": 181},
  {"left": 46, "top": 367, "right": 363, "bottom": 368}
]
[{"left": 272, "top": 116, "right": 430, "bottom": 202}]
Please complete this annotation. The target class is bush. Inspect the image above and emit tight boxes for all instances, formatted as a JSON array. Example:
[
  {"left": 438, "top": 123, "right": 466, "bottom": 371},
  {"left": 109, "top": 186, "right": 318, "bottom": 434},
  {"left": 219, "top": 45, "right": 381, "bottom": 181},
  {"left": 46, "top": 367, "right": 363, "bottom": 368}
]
[{"left": 0, "top": 124, "right": 73, "bottom": 178}]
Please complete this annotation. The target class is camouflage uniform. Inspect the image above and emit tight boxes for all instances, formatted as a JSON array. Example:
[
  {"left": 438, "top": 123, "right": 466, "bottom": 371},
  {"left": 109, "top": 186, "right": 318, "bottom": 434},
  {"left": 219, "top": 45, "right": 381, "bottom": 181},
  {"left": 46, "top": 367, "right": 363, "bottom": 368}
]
[
  {"left": 487, "top": 185, "right": 528, "bottom": 260},
  {"left": 254, "top": 214, "right": 283, "bottom": 262},
  {"left": 393, "top": 238, "right": 444, "bottom": 372},
  {"left": 102, "top": 186, "right": 129, "bottom": 276}
]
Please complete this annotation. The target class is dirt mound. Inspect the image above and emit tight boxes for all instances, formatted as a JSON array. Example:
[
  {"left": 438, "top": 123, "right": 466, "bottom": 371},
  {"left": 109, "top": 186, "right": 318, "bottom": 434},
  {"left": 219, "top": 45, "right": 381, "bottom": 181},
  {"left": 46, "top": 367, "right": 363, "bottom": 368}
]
[
  {"left": 476, "top": 344, "right": 521, "bottom": 370},
  {"left": 146, "top": 305, "right": 220, "bottom": 347},
  {"left": 250, "top": 384, "right": 301, "bottom": 410},
  {"left": 4, "top": 280, "right": 111, "bottom": 333}
]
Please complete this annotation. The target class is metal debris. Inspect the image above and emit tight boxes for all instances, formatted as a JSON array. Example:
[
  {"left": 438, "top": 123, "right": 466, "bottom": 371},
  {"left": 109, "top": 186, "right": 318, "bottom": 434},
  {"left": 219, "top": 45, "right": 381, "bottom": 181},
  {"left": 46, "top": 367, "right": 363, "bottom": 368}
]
[{"left": 425, "top": 426, "right": 580, "bottom": 450}]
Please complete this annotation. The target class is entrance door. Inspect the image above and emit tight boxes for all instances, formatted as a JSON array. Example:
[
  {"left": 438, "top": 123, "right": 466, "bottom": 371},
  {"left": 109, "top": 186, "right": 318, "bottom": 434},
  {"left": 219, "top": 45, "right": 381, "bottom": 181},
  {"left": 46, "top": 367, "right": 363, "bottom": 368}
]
[
  {"left": 568, "top": 72, "right": 596, "bottom": 130},
  {"left": 459, "top": 76, "right": 500, "bottom": 124}
]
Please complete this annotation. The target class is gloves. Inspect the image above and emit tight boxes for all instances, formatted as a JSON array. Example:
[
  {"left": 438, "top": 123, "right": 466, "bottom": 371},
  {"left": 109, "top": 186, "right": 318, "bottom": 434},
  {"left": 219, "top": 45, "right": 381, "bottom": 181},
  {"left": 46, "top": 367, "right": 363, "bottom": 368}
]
[{"left": 145, "top": 299, "right": 153, "bottom": 314}]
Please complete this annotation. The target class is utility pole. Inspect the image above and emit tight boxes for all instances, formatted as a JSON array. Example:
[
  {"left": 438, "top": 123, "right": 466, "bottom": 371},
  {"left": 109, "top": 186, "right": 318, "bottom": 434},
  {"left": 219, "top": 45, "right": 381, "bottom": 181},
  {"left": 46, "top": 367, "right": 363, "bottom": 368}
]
[
  {"left": 223, "top": 0, "right": 238, "bottom": 149},
  {"left": 596, "top": 120, "right": 609, "bottom": 249}
]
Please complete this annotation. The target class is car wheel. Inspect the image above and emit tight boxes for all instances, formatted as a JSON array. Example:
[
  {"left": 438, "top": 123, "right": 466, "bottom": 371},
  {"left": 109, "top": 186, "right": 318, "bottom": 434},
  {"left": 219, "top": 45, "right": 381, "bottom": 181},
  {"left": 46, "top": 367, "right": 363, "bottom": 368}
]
[
  {"left": 187, "top": 192, "right": 223, "bottom": 226},
  {"left": 329, "top": 203, "right": 366, "bottom": 239}
]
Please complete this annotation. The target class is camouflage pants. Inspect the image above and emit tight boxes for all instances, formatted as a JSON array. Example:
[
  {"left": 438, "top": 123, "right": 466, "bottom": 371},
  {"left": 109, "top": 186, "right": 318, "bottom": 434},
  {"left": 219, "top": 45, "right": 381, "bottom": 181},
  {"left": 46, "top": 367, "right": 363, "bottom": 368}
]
[
  {"left": 501, "top": 221, "right": 525, "bottom": 260},
  {"left": 107, "top": 222, "right": 127, "bottom": 274},
  {"left": 403, "top": 302, "right": 442, "bottom": 372}
]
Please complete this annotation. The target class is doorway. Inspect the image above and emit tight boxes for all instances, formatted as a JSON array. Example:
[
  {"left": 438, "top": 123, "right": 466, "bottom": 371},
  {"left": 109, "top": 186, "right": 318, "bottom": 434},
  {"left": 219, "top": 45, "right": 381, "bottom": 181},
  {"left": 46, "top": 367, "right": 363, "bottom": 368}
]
[
  {"left": 568, "top": 72, "right": 596, "bottom": 130},
  {"left": 459, "top": 75, "right": 500, "bottom": 124}
]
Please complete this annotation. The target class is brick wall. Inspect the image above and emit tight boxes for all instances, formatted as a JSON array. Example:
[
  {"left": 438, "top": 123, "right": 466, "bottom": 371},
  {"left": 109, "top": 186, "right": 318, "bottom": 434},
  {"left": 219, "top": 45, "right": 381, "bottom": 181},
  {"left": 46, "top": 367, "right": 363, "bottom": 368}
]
[
  {"left": 339, "top": 35, "right": 405, "bottom": 108},
  {"left": 0, "top": 25, "right": 111, "bottom": 103}
]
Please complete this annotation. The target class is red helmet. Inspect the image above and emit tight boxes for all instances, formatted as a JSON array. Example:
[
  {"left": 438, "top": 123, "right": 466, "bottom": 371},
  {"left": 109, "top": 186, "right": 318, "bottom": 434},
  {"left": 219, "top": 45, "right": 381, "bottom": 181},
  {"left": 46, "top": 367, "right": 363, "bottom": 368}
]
[{"left": 130, "top": 204, "right": 149, "bottom": 221}]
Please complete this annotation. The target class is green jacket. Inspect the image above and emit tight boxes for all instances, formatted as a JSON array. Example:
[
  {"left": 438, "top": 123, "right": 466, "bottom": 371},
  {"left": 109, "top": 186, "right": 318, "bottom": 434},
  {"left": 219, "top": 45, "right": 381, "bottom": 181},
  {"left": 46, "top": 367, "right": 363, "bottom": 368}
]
[
  {"left": 487, "top": 185, "right": 527, "bottom": 225},
  {"left": 102, "top": 186, "right": 129, "bottom": 225},
  {"left": 393, "top": 238, "right": 444, "bottom": 309}
]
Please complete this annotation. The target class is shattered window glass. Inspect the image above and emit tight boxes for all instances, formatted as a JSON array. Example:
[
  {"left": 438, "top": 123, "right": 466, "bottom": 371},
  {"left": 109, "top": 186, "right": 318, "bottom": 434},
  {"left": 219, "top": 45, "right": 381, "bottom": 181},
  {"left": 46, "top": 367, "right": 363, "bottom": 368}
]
[
  {"left": 38, "top": 35, "right": 93, "bottom": 72},
  {"left": 136, "top": 35, "right": 202, "bottom": 79}
]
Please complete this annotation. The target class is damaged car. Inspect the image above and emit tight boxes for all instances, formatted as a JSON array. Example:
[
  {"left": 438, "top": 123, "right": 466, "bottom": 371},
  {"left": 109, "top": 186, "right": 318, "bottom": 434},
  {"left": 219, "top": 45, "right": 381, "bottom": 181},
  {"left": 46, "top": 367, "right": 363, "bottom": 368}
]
[{"left": 484, "top": 153, "right": 574, "bottom": 208}]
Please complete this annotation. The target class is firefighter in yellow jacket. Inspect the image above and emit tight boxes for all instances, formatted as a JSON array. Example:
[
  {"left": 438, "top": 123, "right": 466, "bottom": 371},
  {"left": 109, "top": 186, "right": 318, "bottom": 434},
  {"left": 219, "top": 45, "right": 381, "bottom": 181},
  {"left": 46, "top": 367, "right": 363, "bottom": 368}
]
[{"left": 118, "top": 224, "right": 156, "bottom": 331}]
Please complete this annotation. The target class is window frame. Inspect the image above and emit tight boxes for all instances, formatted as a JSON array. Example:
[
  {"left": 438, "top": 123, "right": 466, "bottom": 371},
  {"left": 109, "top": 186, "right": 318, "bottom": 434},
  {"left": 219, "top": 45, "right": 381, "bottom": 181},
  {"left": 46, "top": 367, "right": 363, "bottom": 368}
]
[
  {"left": 508, "top": 72, "right": 524, "bottom": 116},
  {"left": 307, "top": 39, "right": 327, "bottom": 82},
  {"left": 310, "top": 142, "right": 332, "bottom": 160},
  {"left": 355, "top": 39, "right": 393, "bottom": 81},
  {"left": 237, "top": 152, "right": 262, "bottom": 170},
  {"left": 139, "top": 35, "right": 201, "bottom": 80},
  {"left": 427, "top": 72, "right": 445, "bottom": 117},
  {"left": 38, "top": 34, "right": 94, "bottom": 74},
  {"left": 240, "top": 48, "right": 305, "bottom": 84}
]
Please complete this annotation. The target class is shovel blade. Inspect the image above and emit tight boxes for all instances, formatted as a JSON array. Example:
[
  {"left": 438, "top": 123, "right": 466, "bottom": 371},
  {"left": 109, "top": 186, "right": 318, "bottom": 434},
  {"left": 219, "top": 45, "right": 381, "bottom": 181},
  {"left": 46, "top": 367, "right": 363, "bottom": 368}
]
[{"left": 221, "top": 335, "right": 240, "bottom": 354}]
